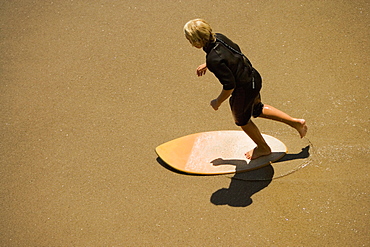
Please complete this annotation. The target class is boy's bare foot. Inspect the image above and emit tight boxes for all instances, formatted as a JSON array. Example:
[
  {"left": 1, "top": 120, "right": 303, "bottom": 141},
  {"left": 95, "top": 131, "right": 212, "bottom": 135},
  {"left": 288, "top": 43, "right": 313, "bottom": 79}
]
[
  {"left": 245, "top": 145, "right": 271, "bottom": 160},
  {"left": 294, "top": 119, "right": 308, "bottom": 138}
]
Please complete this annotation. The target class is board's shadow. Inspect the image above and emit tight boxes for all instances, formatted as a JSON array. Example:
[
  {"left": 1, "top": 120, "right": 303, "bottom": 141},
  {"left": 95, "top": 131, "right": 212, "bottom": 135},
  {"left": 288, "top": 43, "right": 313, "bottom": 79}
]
[{"left": 210, "top": 145, "right": 310, "bottom": 207}]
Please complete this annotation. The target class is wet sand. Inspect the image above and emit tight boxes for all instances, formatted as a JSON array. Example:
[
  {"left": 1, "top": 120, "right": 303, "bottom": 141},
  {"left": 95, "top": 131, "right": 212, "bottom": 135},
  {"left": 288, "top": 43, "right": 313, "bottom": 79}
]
[{"left": 1, "top": 0, "right": 369, "bottom": 246}]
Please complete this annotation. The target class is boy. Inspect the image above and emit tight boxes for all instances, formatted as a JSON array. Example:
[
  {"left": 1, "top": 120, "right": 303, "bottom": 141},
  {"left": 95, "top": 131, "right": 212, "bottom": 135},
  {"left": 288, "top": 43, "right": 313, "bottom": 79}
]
[{"left": 184, "top": 19, "right": 307, "bottom": 159}]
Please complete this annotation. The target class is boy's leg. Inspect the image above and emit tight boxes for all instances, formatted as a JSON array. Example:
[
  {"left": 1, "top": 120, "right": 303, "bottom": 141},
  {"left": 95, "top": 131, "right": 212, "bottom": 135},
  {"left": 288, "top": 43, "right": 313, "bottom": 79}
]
[
  {"left": 241, "top": 120, "right": 271, "bottom": 160},
  {"left": 259, "top": 104, "right": 308, "bottom": 138}
]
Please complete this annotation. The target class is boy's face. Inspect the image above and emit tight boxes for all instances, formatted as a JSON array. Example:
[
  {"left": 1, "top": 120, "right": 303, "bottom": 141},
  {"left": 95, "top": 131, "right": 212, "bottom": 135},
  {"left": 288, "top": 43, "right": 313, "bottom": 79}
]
[
  {"left": 192, "top": 42, "right": 203, "bottom": 49},
  {"left": 186, "top": 37, "right": 202, "bottom": 49}
]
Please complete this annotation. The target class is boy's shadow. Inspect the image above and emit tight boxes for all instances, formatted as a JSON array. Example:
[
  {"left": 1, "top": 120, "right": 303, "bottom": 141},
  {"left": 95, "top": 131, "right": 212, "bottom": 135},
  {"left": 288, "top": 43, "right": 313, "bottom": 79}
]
[
  {"left": 211, "top": 145, "right": 310, "bottom": 207},
  {"left": 211, "top": 165, "right": 274, "bottom": 207}
]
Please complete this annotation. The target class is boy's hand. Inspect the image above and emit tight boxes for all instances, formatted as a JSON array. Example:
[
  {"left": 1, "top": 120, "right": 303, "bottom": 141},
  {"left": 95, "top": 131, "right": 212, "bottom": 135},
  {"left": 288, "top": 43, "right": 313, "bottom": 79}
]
[
  {"left": 210, "top": 99, "right": 220, "bottom": 110},
  {"left": 196, "top": 63, "right": 207, "bottom": 77}
]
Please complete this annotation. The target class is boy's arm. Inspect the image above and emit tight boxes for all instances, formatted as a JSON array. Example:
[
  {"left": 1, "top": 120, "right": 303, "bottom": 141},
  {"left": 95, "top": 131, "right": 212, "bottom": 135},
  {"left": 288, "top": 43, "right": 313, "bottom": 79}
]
[{"left": 211, "top": 89, "right": 234, "bottom": 110}]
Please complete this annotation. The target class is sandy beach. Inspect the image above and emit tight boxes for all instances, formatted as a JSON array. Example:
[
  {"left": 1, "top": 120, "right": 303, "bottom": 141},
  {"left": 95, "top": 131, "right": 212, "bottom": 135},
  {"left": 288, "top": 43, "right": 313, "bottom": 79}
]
[{"left": 1, "top": 0, "right": 369, "bottom": 246}]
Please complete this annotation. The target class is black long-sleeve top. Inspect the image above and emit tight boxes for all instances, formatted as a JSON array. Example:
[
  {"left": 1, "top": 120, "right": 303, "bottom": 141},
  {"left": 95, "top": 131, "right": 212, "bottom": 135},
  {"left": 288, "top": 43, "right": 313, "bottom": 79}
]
[{"left": 203, "top": 33, "right": 254, "bottom": 91}]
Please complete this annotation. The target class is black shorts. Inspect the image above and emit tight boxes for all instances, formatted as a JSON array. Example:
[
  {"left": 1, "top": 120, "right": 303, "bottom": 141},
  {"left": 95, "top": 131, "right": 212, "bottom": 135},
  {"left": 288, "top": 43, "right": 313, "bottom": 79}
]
[{"left": 229, "top": 70, "right": 264, "bottom": 126}]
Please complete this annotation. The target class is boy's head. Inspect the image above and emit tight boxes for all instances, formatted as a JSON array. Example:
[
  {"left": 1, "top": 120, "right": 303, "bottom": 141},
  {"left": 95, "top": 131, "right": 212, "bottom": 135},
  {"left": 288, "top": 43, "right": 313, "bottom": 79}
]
[{"left": 184, "top": 19, "right": 215, "bottom": 48}]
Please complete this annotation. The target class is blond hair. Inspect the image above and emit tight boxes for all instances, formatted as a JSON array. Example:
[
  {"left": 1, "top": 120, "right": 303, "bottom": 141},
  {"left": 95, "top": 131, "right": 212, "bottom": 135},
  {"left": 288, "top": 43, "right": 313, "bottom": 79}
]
[{"left": 184, "top": 19, "right": 216, "bottom": 47}]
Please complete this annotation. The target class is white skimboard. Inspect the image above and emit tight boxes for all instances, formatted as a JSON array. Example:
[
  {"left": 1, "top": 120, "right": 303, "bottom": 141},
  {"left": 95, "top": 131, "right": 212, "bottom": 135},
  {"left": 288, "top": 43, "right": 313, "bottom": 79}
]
[{"left": 155, "top": 130, "right": 287, "bottom": 175}]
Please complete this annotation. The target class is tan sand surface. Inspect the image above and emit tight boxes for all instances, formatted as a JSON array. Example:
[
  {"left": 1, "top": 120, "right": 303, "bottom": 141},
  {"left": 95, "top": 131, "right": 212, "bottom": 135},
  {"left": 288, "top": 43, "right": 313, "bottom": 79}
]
[{"left": 1, "top": 0, "right": 369, "bottom": 246}]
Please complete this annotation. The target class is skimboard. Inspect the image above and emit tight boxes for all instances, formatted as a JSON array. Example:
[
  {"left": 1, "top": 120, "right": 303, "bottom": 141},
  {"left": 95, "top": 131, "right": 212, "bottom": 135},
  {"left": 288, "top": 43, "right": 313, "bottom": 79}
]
[{"left": 155, "top": 130, "right": 287, "bottom": 175}]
